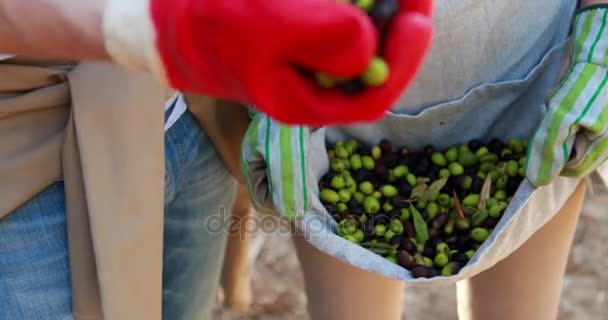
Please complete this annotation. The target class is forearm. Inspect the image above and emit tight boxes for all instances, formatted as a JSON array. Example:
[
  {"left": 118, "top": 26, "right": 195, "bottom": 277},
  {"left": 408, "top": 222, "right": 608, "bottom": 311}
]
[
  {"left": 581, "top": 0, "right": 608, "bottom": 7},
  {"left": 0, "top": 0, "right": 110, "bottom": 60}
]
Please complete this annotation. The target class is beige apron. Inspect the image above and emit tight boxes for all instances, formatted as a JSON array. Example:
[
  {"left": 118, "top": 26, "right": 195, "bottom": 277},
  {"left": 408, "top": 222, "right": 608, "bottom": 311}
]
[{"left": 0, "top": 58, "right": 170, "bottom": 320}]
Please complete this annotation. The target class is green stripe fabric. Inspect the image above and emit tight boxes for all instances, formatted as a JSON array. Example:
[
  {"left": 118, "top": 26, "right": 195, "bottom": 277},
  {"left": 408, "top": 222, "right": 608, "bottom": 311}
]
[
  {"left": 587, "top": 10, "right": 608, "bottom": 63},
  {"left": 299, "top": 127, "right": 309, "bottom": 211},
  {"left": 536, "top": 64, "right": 599, "bottom": 183},
  {"left": 561, "top": 69, "right": 608, "bottom": 163},
  {"left": 563, "top": 136, "right": 608, "bottom": 176},
  {"left": 279, "top": 126, "right": 296, "bottom": 217},
  {"left": 575, "top": 10, "right": 598, "bottom": 63}
]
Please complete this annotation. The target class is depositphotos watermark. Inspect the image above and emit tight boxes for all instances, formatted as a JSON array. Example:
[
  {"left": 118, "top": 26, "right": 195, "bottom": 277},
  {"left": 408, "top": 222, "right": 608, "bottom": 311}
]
[{"left": 203, "top": 207, "right": 332, "bottom": 240}]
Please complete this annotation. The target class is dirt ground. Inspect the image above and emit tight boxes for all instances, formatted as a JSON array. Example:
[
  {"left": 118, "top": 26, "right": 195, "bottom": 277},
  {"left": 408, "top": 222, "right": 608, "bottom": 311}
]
[{"left": 213, "top": 194, "right": 608, "bottom": 320}]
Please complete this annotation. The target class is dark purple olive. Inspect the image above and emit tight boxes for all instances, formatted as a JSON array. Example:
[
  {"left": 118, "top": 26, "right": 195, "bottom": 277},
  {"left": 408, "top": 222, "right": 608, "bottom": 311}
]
[
  {"left": 325, "top": 204, "right": 338, "bottom": 215},
  {"left": 428, "top": 166, "right": 440, "bottom": 181},
  {"left": 380, "top": 153, "right": 399, "bottom": 168},
  {"left": 371, "top": 213, "right": 390, "bottom": 225},
  {"left": 379, "top": 139, "right": 393, "bottom": 154},
  {"left": 452, "top": 252, "right": 469, "bottom": 264},
  {"left": 359, "top": 145, "right": 371, "bottom": 156},
  {"left": 484, "top": 217, "right": 499, "bottom": 228},
  {"left": 427, "top": 237, "right": 443, "bottom": 248},
  {"left": 431, "top": 214, "right": 449, "bottom": 230},
  {"left": 390, "top": 234, "right": 403, "bottom": 247},
  {"left": 422, "top": 246, "right": 436, "bottom": 258},
  {"left": 506, "top": 179, "right": 520, "bottom": 196},
  {"left": 340, "top": 79, "right": 364, "bottom": 94},
  {"left": 404, "top": 221, "right": 416, "bottom": 238},
  {"left": 424, "top": 145, "right": 435, "bottom": 157},
  {"left": 456, "top": 189, "right": 467, "bottom": 201},
  {"left": 353, "top": 169, "right": 372, "bottom": 183},
  {"left": 454, "top": 234, "right": 471, "bottom": 250},
  {"left": 397, "top": 182, "right": 412, "bottom": 198},
  {"left": 401, "top": 238, "right": 417, "bottom": 253},
  {"left": 429, "top": 228, "right": 441, "bottom": 239},
  {"left": 468, "top": 139, "right": 484, "bottom": 152},
  {"left": 488, "top": 138, "right": 504, "bottom": 154},
  {"left": 452, "top": 175, "right": 468, "bottom": 191},
  {"left": 397, "top": 251, "right": 415, "bottom": 269},
  {"left": 390, "top": 195, "right": 410, "bottom": 208},
  {"left": 347, "top": 198, "right": 358, "bottom": 209},
  {"left": 387, "top": 209, "right": 401, "bottom": 220},
  {"left": 362, "top": 221, "right": 375, "bottom": 236},
  {"left": 502, "top": 153, "right": 516, "bottom": 161},
  {"left": 411, "top": 265, "right": 429, "bottom": 278},
  {"left": 369, "top": 0, "right": 400, "bottom": 39},
  {"left": 374, "top": 165, "right": 390, "bottom": 182},
  {"left": 322, "top": 171, "right": 337, "bottom": 183},
  {"left": 427, "top": 267, "right": 439, "bottom": 278},
  {"left": 471, "top": 176, "right": 484, "bottom": 194},
  {"left": 421, "top": 210, "right": 429, "bottom": 221},
  {"left": 350, "top": 206, "right": 364, "bottom": 217},
  {"left": 464, "top": 166, "right": 477, "bottom": 176}
]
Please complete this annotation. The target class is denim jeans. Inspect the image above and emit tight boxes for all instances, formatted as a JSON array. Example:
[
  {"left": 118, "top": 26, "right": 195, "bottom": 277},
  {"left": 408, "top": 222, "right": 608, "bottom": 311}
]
[{"left": 0, "top": 110, "right": 237, "bottom": 320}]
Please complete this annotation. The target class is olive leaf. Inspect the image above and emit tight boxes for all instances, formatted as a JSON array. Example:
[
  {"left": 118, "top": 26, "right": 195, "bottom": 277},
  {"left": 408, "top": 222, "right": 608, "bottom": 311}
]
[
  {"left": 410, "top": 206, "right": 429, "bottom": 245},
  {"left": 478, "top": 175, "right": 493, "bottom": 209},
  {"left": 419, "top": 177, "right": 448, "bottom": 203},
  {"left": 417, "top": 177, "right": 431, "bottom": 185},
  {"left": 410, "top": 184, "right": 428, "bottom": 199}
]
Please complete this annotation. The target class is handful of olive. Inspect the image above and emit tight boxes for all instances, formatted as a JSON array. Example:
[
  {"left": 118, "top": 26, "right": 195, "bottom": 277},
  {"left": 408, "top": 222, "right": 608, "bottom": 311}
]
[
  {"left": 318, "top": 137, "right": 529, "bottom": 278},
  {"left": 314, "top": 0, "right": 398, "bottom": 94}
]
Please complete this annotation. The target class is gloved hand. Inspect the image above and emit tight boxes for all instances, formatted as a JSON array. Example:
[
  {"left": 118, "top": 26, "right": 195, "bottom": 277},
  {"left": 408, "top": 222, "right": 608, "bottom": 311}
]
[
  {"left": 526, "top": 5, "right": 608, "bottom": 186},
  {"left": 102, "top": 0, "right": 433, "bottom": 126}
]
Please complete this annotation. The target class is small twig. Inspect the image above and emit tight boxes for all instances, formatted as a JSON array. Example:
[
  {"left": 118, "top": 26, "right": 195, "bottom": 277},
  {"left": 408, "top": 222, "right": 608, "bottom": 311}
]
[{"left": 453, "top": 190, "right": 465, "bottom": 220}]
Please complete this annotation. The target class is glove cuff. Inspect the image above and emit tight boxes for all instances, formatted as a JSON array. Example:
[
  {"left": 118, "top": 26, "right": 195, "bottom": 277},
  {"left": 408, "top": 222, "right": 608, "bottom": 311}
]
[
  {"left": 573, "top": 5, "right": 608, "bottom": 66},
  {"left": 102, "top": 0, "right": 168, "bottom": 84}
]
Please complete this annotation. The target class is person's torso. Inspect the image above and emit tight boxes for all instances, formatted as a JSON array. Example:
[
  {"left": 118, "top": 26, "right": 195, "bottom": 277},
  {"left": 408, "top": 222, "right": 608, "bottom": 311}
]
[{"left": 392, "top": 0, "right": 577, "bottom": 113}]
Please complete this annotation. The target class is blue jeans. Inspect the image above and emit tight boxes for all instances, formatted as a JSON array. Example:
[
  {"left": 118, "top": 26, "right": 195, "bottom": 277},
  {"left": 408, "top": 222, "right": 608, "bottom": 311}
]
[{"left": 0, "top": 110, "right": 237, "bottom": 320}]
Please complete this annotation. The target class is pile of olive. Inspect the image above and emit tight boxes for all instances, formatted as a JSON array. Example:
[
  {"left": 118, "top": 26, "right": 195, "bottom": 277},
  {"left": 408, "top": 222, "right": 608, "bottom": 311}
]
[
  {"left": 319, "top": 137, "right": 529, "bottom": 278},
  {"left": 314, "top": 0, "right": 398, "bottom": 94}
]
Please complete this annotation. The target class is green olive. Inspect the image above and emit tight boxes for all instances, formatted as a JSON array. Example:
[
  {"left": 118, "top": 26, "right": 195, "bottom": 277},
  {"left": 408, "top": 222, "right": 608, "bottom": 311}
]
[
  {"left": 373, "top": 191, "right": 383, "bottom": 199},
  {"left": 423, "top": 256, "right": 435, "bottom": 268},
  {"left": 336, "top": 146, "right": 349, "bottom": 159},
  {"left": 431, "top": 152, "right": 448, "bottom": 167},
  {"left": 480, "top": 162, "right": 495, "bottom": 173},
  {"left": 438, "top": 193, "right": 451, "bottom": 207},
  {"left": 459, "top": 150, "right": 479, "bottom": 166},
  {"left": 501, "top": 148, "right": 513, "bottom": 158},
  {"left": 500, "top": 173, "right": 512, "bottom": 188},
  {"left": 375, "top": 224, "right": 387, "bottom": 236},
  {"left": 391, "top": 219, "right": 404, "bottom": 234},
  {"left": 439, "top": 168, "right": 451, "bottom": 179},
  {"left": 519, "top": 157, "right": 526, "bottom": 167},
  {"left": 384, "top": 230, "right": 396, "bottom": 242},
  {"left": 330, "top": 159, "right": 345, "bottom": 173},
  {"left": 486, "top": 197, "right": 498, "bottom": 207},
  {"left": 393, "top": 165, "right": 409, "bottom": 178},
  {"left": 406, "top": 174, "right": 417, "bottom": 188},
  {"left": 349, "top": 154, "right": 362, "bottom": 171},
  {"left": 315, "top": 72, "right": 335, "bottom": 88},
  {"left": 331, "top": 175, "right": 346, "bottom": 190},
  {"left": 475, "top": 146, "right": 489, "bottom": 158},
  {"left": 343, "top": 234, "right": 358, "bottom": 242},
  {"left": 471, "top": 208, "right": 488, "bottom": 227},
  {"left": 353, "top": 191, "right": 365, "bottom": 204},
  {"left": 361, "top": 57, "right": 389, "bottom": 86},
  {"left": 519, "top": 167, "right": 525, "bottom": 177},
  {"left": 434, "top": 253, "right": 449, "bottom": 268},
  {"left": 320, "top": 189, "right": 340, "bottom": 204},
  {"left": 446, "top": 147, "right": 459, "bottom": 163},
  {"left": 427, "top": 202, "right": 439, "bottom": 220},
  {"left": 383, "top": 202, "right": 394, "bottom": 213},
  {"left": 470, "top": 227, "right": 490, "bottom": 242},
  {"left": 339, "top": 189, "right": 352, "bottom": 203},
  {"left": 465, "top": 250, "right": 476, "bottom": 259},
  {"left": 359, "top": 181, "right": 374, "bottom": 195},
  {"left": 346, "top": 139, "right": 359, "bottom": 154},
  {"left": 400, "top": 208, "right": 411, "bottom": 221},
  {"left": 494, "top": 190, "right": 507, "bottom": 200},
  {"left": 480, "top": 153, "right": 499, "bottom": 163},
  {"left": 488, "top": 202, "right": 507, "bottom": 218},
  {"left": 449, "top": 163, "right": 464, "bottom": 176},
  {"left": 371, "top": 146, "right": 382, "bottom": 160},
  {"left": 462, "top": 194, "right": 480, "bottom": 207},
  {"left": 364, "top": 196, "right": 380, "bottom": 214},
  {"left": 337, "top": 203, "right": 348, "bottom": 213},
  {"left": 346, "top": 176, "right": 357, "bottom": 193},
  {"left": 362, "top": 155, "right": 375, "bottom": 170},
  {"left": 353, "top": 229, "right": 365, "bottom": 243},
  {"left": 382, "top": 185, "right": 398, "bottom": 198},
  {"left": 506, "top": 160, "right": 519, "bottom": 177},
  {"left": 507, "top": 137, "right": 524, "bottom": 154}
]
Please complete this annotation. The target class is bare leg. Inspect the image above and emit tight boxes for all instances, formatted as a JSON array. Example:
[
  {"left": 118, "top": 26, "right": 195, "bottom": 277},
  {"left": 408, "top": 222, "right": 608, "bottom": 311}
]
[
  {"left": 457, "top": 181, "right": 587, "bottom": 320},
  {"left": 293, "top": 233, "right": 404, "bottom": 320}
]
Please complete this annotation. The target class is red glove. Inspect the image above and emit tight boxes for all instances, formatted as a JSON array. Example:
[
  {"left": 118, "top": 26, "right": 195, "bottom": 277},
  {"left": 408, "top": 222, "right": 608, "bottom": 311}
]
[{"left": 102, "top": 0, "right": 433, "bottom": 126}]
